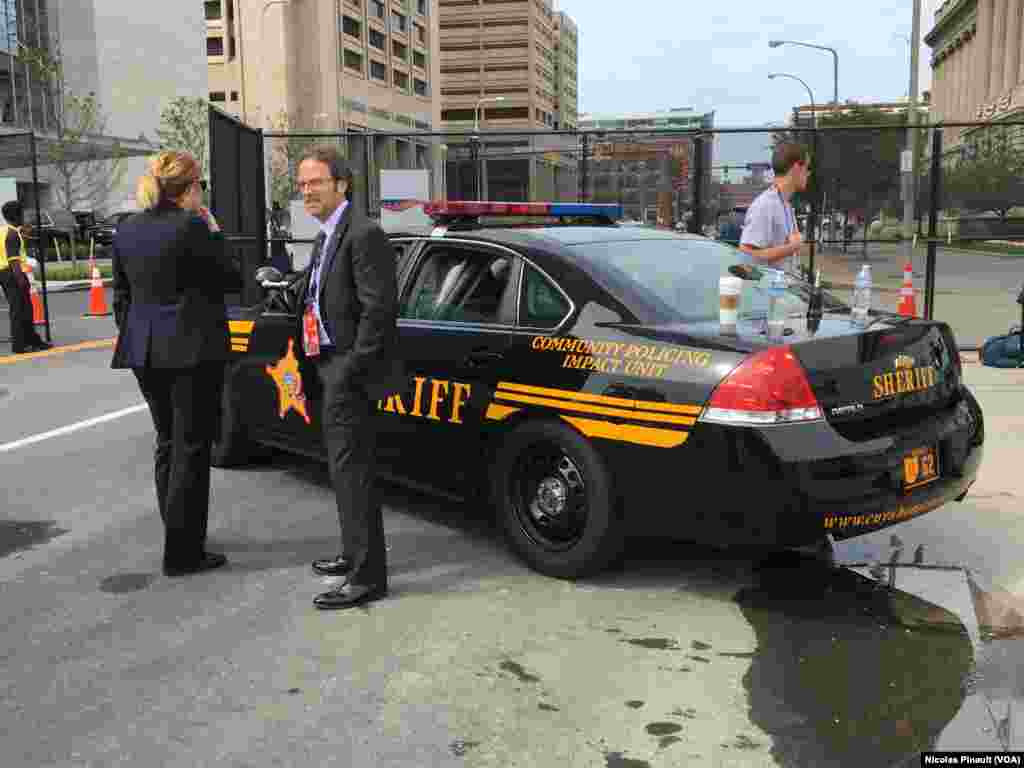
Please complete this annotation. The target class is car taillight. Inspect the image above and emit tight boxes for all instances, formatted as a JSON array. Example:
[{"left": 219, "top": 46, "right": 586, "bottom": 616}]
[{"left": 700, "top": 346, "right": 823, "bottom": 426}]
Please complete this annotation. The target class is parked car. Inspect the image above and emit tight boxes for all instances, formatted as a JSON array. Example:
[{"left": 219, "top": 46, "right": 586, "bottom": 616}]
[
  {"left": 88, "top": 211, "right": 139, "bottom": 248},
  {"left": 24, "top": 210, "right": 74, "bottom": 261},
  {"left": 212, "top": 200, "right": 985, "bottom": 580}
]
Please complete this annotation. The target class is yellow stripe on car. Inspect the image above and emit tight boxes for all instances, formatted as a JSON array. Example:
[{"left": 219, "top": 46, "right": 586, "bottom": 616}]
[
  {"left": 228, "top": 320, "right": 255, "bottom": 335},
  {"left": 493, "top": 390, "right": 696, "bottom": 426},
  {"left": 496, "top": 381, "right": 702, "bottom": 415},
  {"left": 485, "top": 404, "right": 520, "bottom": 421},
  {"left": 560, "top": 416, "right": 689, "bottom": 449}
]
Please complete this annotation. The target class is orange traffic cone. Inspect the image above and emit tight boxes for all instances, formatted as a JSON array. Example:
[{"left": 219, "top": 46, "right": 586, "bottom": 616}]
[
  {"left": 897, "top": 261, "right": 917, "bottom": 318},
  {"left": 83, "top": 261, "right": 111, "bottom": 317},
  {"left": 23, "top": 259, "right": 45, "bottom": 325}
]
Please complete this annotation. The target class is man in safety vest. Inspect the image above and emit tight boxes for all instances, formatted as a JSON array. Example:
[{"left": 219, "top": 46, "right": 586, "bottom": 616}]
[{"left": 0, "top": 200, "right": 50, "bottom": 353}]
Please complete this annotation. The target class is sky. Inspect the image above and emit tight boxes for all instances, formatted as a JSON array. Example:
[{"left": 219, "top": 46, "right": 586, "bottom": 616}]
[{"left": 556, "top": 0, "right": 944, "bottom": 127}]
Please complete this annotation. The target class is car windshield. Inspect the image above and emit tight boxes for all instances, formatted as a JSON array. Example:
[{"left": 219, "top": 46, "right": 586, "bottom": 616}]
[{"left": 570, "top": 237, "right": 848, "bottom": 323}]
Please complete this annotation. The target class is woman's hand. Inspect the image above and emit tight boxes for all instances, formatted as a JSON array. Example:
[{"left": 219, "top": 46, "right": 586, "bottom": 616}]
[{"left": 198, "top": 206, "right": 221, "bottom": 234}]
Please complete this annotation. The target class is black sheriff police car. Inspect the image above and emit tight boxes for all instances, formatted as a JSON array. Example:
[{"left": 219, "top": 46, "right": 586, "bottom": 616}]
[{"left": 213, "top": 201, "right": 984, "bottom": 580}]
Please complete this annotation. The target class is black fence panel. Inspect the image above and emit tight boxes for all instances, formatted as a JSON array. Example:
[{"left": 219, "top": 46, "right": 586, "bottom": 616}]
[
  {"left": 249, "top": 120, "right": 1024, "bottom": 352},
  {"left": 209, "top": 106, "right": 266, "bottom": 306}
]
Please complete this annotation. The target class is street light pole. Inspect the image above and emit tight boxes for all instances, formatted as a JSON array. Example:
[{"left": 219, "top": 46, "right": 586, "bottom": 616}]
[
  {"left": 768, "top": 72, "right": 815, "bottom": 126},
  {"left": 473, "top": 95, "right": 504, "bottom": 200},
  {"left": 902, "top": 0, "right": 923, "bottom": 275},
  {"left": 769, "top": 39, "right": 839, "bottom": 105}
]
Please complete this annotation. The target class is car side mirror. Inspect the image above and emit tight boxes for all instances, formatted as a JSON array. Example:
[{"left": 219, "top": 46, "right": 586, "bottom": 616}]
[{"left": 255, "top": 266, "right": 287, "bottom": 288}]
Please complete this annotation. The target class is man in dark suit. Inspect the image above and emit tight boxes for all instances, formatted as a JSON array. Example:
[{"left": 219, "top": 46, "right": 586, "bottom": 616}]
[
  {"left": 297, "top": 145, "right": 399, "bottom": 610},
  {"left": 111, "top": 155, "right": 242, "bottom": 576}
]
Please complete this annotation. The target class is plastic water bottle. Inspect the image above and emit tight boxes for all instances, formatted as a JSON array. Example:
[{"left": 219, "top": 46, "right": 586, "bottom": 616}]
[
  {"left": 851, "top": 264, "right": 873, "bottom": 326},
  {"left": 766, "top": 270, "right": 787, "bottom": 339}
]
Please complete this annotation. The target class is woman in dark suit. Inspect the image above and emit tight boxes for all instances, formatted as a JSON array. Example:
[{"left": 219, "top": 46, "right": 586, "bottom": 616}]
[{"left": 111, "top": 151, "right": 241, "bottom": 577}]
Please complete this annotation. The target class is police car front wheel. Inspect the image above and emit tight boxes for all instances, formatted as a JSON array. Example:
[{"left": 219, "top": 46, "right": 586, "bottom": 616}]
[{"left": 493, "top": 420, "right": 623, "bottom": 580}]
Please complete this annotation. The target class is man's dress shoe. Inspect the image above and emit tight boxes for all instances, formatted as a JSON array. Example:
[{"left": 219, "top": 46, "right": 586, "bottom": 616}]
[
  {"left": 312, "top": 556, "right": 354, "bottom": 577},
  {"left": 163, "top": 552, "right": 228, "bottom": 577},
  {"left": 313, "top": 582, "right": 387, "bottom": 609}
]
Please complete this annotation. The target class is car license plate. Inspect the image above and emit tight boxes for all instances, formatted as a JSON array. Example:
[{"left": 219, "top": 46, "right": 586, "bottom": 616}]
[{"left": 903, "top": 445, "right": 940, "bottom": 491}]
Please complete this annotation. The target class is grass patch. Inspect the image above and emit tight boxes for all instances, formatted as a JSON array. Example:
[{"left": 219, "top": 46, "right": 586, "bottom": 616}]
[
  {"left": 944, "top": 241, "right": 1024, "bottom": 257},
  {"left": 40, "top": 263, "right": 113, "bottom": 281}
]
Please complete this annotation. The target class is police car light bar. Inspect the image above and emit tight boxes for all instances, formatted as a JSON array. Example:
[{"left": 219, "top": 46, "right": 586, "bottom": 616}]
[{"left": 422, "top": 201, "right": 624, "bottom": 221}]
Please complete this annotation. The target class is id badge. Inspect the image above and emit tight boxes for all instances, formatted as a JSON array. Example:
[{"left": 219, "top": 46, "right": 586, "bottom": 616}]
[{"left": 302, "top": 305, "right": 321, "bottom": 358}]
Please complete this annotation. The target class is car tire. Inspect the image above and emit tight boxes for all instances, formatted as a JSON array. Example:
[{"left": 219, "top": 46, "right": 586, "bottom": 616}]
[
  {"left": 211, "top": 364, "right": 255, "bottom": 468},
  {"left": 491, "top": 419, "right": 624, "bottom": 580}
]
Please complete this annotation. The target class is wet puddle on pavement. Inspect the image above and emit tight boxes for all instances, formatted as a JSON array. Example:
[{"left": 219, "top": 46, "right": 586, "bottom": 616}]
[
  {"left": 99, "top": 573, "right": 156, "bottom": 594},
  {"left": 0, "top": 520, "right": 67, "bottom": 559},
  {"left": 740, "top": 547, "right": 1024, "bottom": 765}
]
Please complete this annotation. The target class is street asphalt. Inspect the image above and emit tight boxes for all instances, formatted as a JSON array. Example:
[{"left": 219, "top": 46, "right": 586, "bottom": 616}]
[
  {"left": 0, "top": 323, "right": 1022, "bottom": 765},
  {"left": 812, "top": 242, "right": 1024, "bottom": 349}
]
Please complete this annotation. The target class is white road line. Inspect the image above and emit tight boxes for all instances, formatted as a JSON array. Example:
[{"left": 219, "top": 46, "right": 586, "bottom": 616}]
[{"left": 0, "top": 403, "right": 149, "bottom": 454}]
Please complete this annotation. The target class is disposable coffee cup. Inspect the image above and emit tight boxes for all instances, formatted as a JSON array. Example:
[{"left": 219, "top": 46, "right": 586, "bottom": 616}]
[{"left": 719, "top": 275, "right": 742, "bottom": 329}]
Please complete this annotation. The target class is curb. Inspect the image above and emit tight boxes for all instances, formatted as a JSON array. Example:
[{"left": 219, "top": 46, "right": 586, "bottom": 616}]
[{"left": 38, "top": 278, "right": 114, "bottom": 294}]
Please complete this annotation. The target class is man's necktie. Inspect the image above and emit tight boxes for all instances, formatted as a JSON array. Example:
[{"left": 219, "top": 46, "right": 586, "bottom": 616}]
[{"left": 307, "top": 231, "right": 327, "bottom": 302}]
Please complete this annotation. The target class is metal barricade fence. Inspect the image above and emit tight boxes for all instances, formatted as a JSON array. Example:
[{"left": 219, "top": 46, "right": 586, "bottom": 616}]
[{"left": 243, "top": 118, "right": 1024, "bottom": 352}]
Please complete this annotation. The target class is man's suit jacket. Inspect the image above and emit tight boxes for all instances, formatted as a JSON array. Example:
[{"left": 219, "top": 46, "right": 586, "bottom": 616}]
[
  {"left": 110, "top": 205, "right": 242, "bottom": 369},
  {"left": 310, "top": 203, "right": 400, "bottom": 401}
]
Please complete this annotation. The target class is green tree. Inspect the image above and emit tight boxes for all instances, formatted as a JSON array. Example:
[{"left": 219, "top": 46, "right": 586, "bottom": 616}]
[
  {"left": 943, "top": 129, "right": 1024, "bottom": 219},
  {"left": 20, "top": 43, "right": 126, "bottom": 265},
  {"left": 268, "top": 110, "right": 323, "bottom": 207},
  {"left": 156, "top": 97, "right": 210, "bottom": 182},
  {"left": 774, "top": 105, "right": 909, "bottom": 242}
]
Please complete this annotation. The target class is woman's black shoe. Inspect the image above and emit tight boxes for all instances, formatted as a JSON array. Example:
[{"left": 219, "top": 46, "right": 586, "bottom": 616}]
[{"left": 163, "top": 552, "right": 228, "bottom": 577}]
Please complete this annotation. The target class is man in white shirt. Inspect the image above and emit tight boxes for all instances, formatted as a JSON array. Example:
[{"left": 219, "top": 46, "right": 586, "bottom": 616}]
[{"left": 739, "top": 142, "right": 811, "bottom": 275}]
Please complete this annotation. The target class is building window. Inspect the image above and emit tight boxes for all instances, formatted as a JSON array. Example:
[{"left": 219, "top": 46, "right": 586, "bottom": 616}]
[
  {"left": 392, "top": 11, "right": 407, "bottom": 33},
  {"left": 344, "top": 49, "right": 364, "bottom": 73},
  {"left": 206, "top": 36, "right": 224, "bottom": 56},
  {"left": 486, "top": 106, "right": 530, "bottom": 120},
  {"left": 414, "top": 22, "right": 426, "bottom": 44},
  {"left": 205, "top": 1, "right": 222, "bottom": 21},
  {"left": 392, "top": 40, "right": 407, "bottom": 61},
  {"left": 371, "top": 0, "right": 385, "bottom": 19},
  {"left": 230, "top": 90, "right": 239, "bottom": 101},
  {"left": 371, "top": 59, "right": 387, "bottom": 80},
  {"left": 412, "top": 50, "right": 426, "bottom": 69},
  {"left": 342, "top": 15, "right": 361, "bottom": 38},
  {"left": 442, "top": 108, "right": 476, "bottom": 121},
  {"left": 418, "top": 0, "right": 428, "bottom": 14},
  {"left": 414, "top": 78, "right": 428, "bottom": 96},
  {"left": 209, "top": 91, "right": 226, "bottom": 102},
  {"left": 369, "top": 28, "right": 385, "bottom": 50},
  {"left": 393, "top": 70, "right": 409, "bottom": 90}
]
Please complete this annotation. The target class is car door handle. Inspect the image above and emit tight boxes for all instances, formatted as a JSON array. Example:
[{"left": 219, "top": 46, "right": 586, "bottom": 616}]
[{"left": 463, "top": 350, "right": 504, "bottom": 368}]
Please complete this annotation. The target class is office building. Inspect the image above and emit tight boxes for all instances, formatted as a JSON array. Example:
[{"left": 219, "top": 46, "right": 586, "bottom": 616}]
[
  {"left": 436, "top": 0, "right": 579, "bottom": 201},
  {"left": 925, "top": 0, "right": 1024, "bottom": 153},
  {"left": 206, "top": 0, "right": 443, "bottom": 209},
  {"left": 579, "top": 108, "right": 715, "bottom": 224},
  {"left": 0, "top": 0, "right": 198, "bottom": 214},
  {"left": 552, "top": 9, "right": 577, "bottom": 131}
]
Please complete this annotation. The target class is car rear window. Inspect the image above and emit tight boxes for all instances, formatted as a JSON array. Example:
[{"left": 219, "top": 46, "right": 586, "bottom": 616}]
[{"left": 569, "top": 238, "right": 845, "bottom": 323}]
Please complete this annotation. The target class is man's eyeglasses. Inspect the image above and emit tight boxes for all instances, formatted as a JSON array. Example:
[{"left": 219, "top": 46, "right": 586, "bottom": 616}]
[{"left": 297, "top": 177, "right": 335, "bottom": 192}]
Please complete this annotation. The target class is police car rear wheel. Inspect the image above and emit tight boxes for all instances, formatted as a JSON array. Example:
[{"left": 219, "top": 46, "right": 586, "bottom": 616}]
[{"left": 494, "top": 421, "right": 623, "bottom": 579}]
